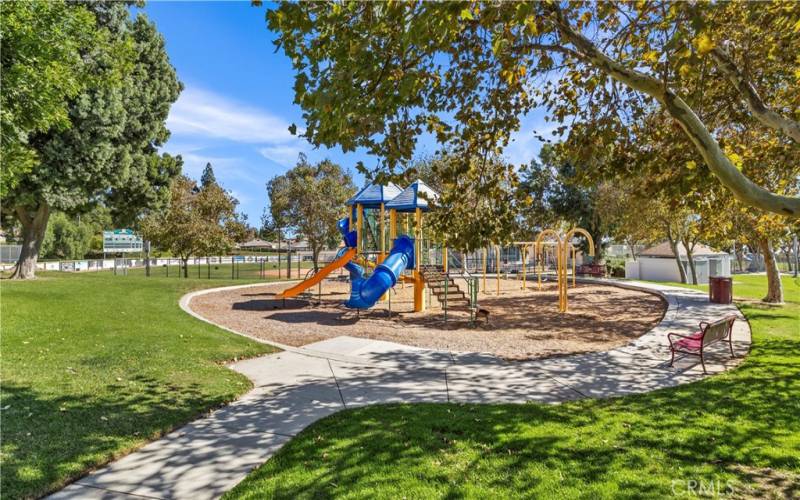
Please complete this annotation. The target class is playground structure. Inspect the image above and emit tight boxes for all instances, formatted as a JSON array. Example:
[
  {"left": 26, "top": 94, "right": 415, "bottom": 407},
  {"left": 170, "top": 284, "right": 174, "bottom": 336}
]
[
  {"left": 455, "top": 227, "right": 595, "bottom": 313},
  {"left": 275, "top": 180, "right": 484, "bottom": 322},
  {"left": 276, "top": 179, "right": 596, "bottom": 317}
]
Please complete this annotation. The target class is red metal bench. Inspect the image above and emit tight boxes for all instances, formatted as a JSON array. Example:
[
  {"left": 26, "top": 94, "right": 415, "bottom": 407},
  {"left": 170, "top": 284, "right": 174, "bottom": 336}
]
[
  {"left": 577, "top": 264, "right": 605, "bottom": 277},
  {"left": 668, "top": 315, "right": 737, "bottom": 373}
]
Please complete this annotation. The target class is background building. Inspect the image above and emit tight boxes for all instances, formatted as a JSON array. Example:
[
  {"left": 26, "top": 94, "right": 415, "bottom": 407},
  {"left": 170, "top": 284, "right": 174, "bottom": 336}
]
[{"left": 625, "top": 242, "right": 731, "bottom": 284}]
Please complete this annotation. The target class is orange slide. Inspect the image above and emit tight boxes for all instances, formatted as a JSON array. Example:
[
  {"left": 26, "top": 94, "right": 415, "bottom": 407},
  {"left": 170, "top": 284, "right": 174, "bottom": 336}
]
[{"left": 275, "top": 247, "right": 357, "bottom": 299}]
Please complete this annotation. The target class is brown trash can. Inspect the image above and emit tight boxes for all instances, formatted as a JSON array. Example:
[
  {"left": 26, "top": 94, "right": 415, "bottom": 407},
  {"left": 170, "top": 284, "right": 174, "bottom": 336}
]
[{"left": 709, "top": 276, "right": 733, "bottom": 304}]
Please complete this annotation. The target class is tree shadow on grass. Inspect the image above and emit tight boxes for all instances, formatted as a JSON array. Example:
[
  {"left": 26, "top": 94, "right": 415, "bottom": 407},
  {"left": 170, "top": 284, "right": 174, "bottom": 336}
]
[
  {"left": 226, "top": 336, "right": 800, "bottom": 499},
  {"left": 1, "top": 375, "right": 231, "bottom": 499}
]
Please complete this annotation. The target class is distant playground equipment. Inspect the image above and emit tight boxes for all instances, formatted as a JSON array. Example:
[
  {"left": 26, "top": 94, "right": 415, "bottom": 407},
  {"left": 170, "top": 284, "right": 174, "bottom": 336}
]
[
  {"left": 461, "top": 227, "right": 594, "bottom": 313},
  {"left": 275, "top": 179, "right": 595, "bottom": 317},
  {"left": 533, "top": 228, "right": 595, "bottom": 313},
  {"left": 275, "top": 180, "right": 485, "bottom": 323}
]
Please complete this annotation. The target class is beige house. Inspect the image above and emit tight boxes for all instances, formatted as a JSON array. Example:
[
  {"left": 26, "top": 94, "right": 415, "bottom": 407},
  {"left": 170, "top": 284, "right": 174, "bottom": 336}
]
[{"left": 625, "top": 242, "right": 731, "bottom": 284}]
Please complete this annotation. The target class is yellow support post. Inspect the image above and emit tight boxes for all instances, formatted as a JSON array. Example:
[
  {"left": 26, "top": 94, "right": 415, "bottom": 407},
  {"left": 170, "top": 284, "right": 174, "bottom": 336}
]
[
  {"left": 415, "top": 208, "right": 422, "bottom": 272},
  {"left": 379, "top": 202, "right": 385, "bottom": 261},
  {"left": 482, "top": 247, "right": 487, "bottom": 293},
  {"left": 348, "top": 205, "right": 353, "bottom": 229},
  {"left": 413, "top": 208, "right": 425, "bottom": 312},
  {"left": 495, "top": 245, "right": 500, "bottom": 296},
  {"left": 389, "top": 208, "right": 397, "bottom": 243},
  {"left": 571, "top": 244, "right": 576, "bottom": 287},
  {"left": 378, "top": 203, "right": 388, "bottom": 301},
  {"left": 537, "top": 244, "right": 542, "bottom": 290},
  {"left": 443, "top": 245, "right": 448, "bottom": 273},
  {"left": 356, "top": 203, "right": 363, "bottom": 256}
]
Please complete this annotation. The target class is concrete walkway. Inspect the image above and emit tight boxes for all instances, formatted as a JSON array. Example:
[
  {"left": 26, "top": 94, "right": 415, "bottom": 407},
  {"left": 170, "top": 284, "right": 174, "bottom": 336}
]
[{"left": 51, "top": 280, "right": 751, "bottom": 499}]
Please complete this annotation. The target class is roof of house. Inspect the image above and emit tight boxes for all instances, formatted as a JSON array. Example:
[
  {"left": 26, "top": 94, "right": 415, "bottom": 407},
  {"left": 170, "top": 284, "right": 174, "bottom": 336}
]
[
  {"left": 640, "top": 241, "right": 728, "bottom": 258},
  {"left": 238, "top": 239, "right": 274, "bottom": 249},
  {"left": 346, "top": 182, "right": 404, "bottom": 207},
  {"left": 385, "top": 179, "right": 439, "bottom": 212}
]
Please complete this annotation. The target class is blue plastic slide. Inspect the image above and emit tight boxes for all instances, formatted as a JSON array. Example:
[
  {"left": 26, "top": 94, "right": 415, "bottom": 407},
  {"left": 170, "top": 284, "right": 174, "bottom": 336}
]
[
  {"left": 337, "top": 218, "right": 358, "bottom": 248},
  {"left": 344, "top": 235, "right": 415, "bottom": 309}
]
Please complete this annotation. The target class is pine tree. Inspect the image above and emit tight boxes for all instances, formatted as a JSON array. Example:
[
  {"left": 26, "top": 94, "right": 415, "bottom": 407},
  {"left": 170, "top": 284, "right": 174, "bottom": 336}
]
[{"left": 201, "top": 162, "right": 217, "bottom": 188}]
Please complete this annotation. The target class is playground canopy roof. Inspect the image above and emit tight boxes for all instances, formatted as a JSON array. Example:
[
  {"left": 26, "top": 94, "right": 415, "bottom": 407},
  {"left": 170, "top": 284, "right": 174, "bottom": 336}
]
[
  {"left": 346, "top": 182, "right": 403, "bottom": 208},
  {"left": 385, "top": 179, "right": 439, "bottom": 212}
]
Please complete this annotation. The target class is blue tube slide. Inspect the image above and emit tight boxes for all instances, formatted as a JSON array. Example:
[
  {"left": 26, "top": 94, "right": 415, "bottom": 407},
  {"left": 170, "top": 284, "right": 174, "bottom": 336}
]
[
  {"left": 337, "top": 217, "right": 358, "bottom": 248},
  {"left": 344, "top": 235, "right": 415, "bottom": 309}
]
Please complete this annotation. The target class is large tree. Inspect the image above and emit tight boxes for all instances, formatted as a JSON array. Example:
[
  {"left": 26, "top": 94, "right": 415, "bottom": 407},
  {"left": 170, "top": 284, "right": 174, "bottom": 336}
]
[
  {"left": 0, "top": 1, "right": 107, "bottom": 198},
  {"left": 406, "top": 153, "right": 523, "bottom": 252},
  {"left": 4, "top": 3, "right": 182, "bottom": 279},
  {"left": 267, "top": 155, "right": 355, "bottom": 271},
  {"left": 518, "top": 146, "right": 606, "bottom": 259},
  {"left": 141, "top": 176, "right": 247, "bottom": 277},
  {"left": 265, "top": 1, "right": 800, "bottom": 217}
]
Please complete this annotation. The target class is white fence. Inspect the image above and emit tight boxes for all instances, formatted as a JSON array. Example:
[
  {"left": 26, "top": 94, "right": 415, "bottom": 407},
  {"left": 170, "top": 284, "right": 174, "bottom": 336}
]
[{"left": 0, "top": 254, "right": 313, "bottom": 273}]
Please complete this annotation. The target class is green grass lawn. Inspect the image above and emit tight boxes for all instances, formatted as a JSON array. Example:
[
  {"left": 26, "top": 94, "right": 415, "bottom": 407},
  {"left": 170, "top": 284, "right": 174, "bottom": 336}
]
[
  {"left": 1, "top": 272, "right": 276, "bottom": 499},
  {"left": 226, "top": 274, "right": 800, "bottom": 499}
]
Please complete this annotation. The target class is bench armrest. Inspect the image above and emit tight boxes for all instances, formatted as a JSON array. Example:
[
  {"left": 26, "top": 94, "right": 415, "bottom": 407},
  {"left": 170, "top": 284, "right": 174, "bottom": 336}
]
[{"left": 667, "top": 332, "right": 696, "bottom": 348}]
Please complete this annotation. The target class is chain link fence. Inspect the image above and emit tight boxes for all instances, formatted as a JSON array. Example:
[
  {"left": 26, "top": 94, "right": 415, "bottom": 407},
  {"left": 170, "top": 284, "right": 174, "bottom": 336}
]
[{"left": 1, "top": 254, "right": 317, "bottom": 280}]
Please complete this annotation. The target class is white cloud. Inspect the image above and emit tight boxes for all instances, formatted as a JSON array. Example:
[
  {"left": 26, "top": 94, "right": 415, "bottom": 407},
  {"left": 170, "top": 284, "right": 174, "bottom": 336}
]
[
  {"left": 176, "top": 152, "right": 260, "bottom": 185},
  {"left": 167, "top": 87, "right": 298, "bottom": 144},
  {"left": 257, "top": 144, "right": 307, "bottom": 167}
]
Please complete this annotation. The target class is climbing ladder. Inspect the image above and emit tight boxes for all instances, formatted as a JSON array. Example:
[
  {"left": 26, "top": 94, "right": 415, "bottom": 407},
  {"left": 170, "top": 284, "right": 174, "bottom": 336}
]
[{"left": 419, "top": 265, "right": 488, "bottom": 323}]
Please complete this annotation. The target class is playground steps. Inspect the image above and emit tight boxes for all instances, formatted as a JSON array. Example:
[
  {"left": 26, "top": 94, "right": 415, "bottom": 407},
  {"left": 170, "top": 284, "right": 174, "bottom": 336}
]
[{"left": 419, "top": 265, "right": 472, "bottom": 310}]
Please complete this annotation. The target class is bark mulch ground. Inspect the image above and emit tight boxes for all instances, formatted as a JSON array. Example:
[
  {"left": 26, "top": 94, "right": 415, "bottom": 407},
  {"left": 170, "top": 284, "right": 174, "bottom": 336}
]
[{"left": 190, "top": 277, "right": 667, "bottom": 360}]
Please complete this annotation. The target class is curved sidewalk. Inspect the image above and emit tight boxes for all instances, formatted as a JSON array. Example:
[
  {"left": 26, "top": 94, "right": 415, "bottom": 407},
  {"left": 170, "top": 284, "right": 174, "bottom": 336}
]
[{"left": 51, "top": 280, "right": 751, "bottom": 500}]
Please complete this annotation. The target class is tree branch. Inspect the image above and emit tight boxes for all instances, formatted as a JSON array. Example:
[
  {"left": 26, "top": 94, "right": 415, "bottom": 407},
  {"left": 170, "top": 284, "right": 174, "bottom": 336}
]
[
  {"left": 709, "top": 45, "right": 800, "bottom": 142},
  {"left": 544, "top": 4, "right": 800, "bottom": 218}
]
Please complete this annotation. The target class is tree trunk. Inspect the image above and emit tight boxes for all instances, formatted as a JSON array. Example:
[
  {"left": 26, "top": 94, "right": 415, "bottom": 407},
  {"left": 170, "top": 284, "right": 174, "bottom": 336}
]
[
  {"left": 793, "top": 234, "right": 799, "bottom": 278},
  {"left": 759, "top": 238, "right": 783, "bottom": 303},
  {"left": 312, "top": 246, "right": 320, "bottom": 273},
  {"left": 11, "top": 203, "right": 50, "bottom": 279},
  {"left": 627, "top": 239, "right": 637, "bottom": 261},
  {"left": 548, "top": 4, "right": 800, "bottom": 217},
  {"left": 686, "top": 250, "right": 698, "bottom": 285},
  {"left": 667, "top": 234, "right": 688, "bottom": 284},
  {"left": 182, "top": 257, "right": 189, "bottom": 278},
  {"left": 735, "top": 244, "right": 745, "bottom": 273},
  {"left": 277, "top": 232, "right": 282, "bottom": 279},
  {"left": 682, "top": 239, "right": 699, "bottom": 285}
]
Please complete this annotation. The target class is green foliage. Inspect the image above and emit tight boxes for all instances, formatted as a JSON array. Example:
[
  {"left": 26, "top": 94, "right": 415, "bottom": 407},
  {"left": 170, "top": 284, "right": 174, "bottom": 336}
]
[
  {"left": 39, "top": 207, "right": 113, "bottom": 260},
  {"left": 0, "top": 1, "right": 106, "bottom": 197},
  {"left": 200, "top": 162, "right": 218, "bottom": 188},
  {"left": 0, "top": 272, "right": 274, "bottom": 498},
  {"left": 265, "top": 1, "right": 800, "bottom": 216},
  {"left": 4, "top": 2, "right": 182, "bottom": 277},
  {"left": 141, "top": 176, "right": 247, "bottom": 265},
  {"left": 267, "top": 154, "right": 356, "bottom": 269},
  {"left": 40, "top": 213, "right": 94, "bottom": 260},
  {"left": 518, "top": 146, "right": 605, "bottom": 257},
  {"left": 227, "top": 275, "right": 800, "bottom": 498},
  {"left": 407, "top": 153, "right": 523, "bottom": 251}
]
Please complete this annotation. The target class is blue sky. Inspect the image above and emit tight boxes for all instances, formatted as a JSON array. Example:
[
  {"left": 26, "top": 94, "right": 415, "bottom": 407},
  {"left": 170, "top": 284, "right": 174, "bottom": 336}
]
[{"left": 138, "top": 2, "right": 554, "bottom": 225}]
